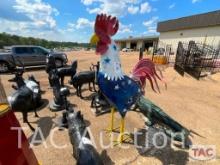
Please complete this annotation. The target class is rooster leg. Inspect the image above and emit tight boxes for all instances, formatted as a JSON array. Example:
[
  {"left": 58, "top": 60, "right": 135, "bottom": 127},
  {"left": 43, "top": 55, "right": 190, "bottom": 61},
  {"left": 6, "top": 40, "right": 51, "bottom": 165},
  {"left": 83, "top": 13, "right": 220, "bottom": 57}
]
[
  {"left": 114, "top": 117, "right": 132, "bottom": 145},
  {"left": 119, "top": 117, "right": 125, "bottom": 143},
  {"left": 110, "top": 108, "right": 115, "bottom": 132},
  {"left": 106, "top": 108, "right": 118, "bottom": 132}
]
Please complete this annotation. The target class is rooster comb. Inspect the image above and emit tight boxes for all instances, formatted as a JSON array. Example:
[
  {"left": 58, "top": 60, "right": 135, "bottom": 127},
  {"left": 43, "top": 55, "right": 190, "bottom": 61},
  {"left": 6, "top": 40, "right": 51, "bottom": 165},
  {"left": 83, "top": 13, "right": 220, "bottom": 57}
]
[{"left": 94, "top": 13, "right": 119, "bottom": 55}]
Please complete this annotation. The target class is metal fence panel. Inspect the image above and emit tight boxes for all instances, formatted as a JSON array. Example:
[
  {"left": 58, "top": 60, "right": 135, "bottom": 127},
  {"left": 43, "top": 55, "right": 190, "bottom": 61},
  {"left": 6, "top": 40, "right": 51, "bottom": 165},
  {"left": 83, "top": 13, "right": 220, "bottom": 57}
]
[{"left": 174, "top": 41, "right": 220, "bottom": 79}]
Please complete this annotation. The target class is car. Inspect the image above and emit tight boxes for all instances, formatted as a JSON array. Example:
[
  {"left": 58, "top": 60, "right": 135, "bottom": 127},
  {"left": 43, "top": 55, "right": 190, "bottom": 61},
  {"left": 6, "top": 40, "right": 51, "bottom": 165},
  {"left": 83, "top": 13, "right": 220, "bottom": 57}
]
[
  {"left": 122, "top": 48, "right": 133, "bottom": 52},
  {"left": 0, "top": 45, "right": 68, "bottom": 73}
]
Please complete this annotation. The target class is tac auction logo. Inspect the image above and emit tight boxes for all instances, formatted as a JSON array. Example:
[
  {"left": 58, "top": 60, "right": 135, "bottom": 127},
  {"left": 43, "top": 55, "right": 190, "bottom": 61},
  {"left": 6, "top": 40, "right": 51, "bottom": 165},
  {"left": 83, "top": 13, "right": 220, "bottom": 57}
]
[{"left": 189, "top": 145, "right": 216, "bottom": 161}]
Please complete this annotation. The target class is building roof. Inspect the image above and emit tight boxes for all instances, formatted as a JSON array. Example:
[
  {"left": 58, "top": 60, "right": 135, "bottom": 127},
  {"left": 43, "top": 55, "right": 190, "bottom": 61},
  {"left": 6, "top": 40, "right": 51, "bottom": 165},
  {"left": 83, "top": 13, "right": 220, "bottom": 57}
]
[
  {"left": 157, "top": 10, "right": 220, "bottom": 32},
  {"left": 115, "top": 35, "right": 159, "bottom": 42}
]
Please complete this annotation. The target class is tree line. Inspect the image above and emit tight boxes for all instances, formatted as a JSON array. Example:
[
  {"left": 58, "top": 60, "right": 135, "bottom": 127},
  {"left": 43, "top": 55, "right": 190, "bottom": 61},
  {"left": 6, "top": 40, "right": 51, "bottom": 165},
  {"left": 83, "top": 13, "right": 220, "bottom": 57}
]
[{"left": 0, "top": 32, "right": 90, "bottom": 49}]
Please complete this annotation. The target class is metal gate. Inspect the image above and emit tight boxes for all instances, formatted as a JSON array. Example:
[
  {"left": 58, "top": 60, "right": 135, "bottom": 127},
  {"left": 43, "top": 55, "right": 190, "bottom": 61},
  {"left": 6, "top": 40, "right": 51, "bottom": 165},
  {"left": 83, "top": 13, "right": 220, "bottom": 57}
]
[
  {"left": 184, "top": 41, "right": 204, "bottom": 79},
  {"left": 174, "top": 42, "right": 187, "bottom": 76},
  {"left": 174, "top": 41, "right": 220, "bottom": 79}
]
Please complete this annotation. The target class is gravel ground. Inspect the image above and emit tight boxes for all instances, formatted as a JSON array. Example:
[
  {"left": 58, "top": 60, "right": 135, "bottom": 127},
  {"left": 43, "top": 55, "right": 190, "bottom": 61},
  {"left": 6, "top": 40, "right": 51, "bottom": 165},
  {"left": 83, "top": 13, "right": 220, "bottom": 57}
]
[{"left": 1, "top": 50, "right": 220, "bottom": 165}]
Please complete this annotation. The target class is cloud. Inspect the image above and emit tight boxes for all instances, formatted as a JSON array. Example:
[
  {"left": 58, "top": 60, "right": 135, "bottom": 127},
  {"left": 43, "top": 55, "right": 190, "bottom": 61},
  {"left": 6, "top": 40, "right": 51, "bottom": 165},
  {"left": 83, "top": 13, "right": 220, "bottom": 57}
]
[
  {"left": 67, "top": 17, "right": 133, "bottom": 41},
  {"left": 140, "top": 2, "right": 152, "bottom": 14},
  {"left": 53, "top": 8, "right": 60, "bottom": 16},
  {"left": 142, "top": 26, "right": 157, "bottom": 35},
  {"left": 81, "top": 0, "right": 96, "bottom": 5},
  {"left": 142, "top": 16, "right": 158, "bottom": 34},
  {"left": 75, "top": 18, "right": 94, "bottom": 29},
  {"left": 114, "top": 23, "right": 133, "bottom": 38},
  {"left": 66, "top": 23, "right": 75, "bottom": 32},
  {"left": 66, "top": 18, "right": 94, "bottom": 31},
  {"left": 169, "top": 3, "right": 175, "bottom": 9},
  {"left": 0, "top": 17, "right": 90, "bottom": 42},
  {"left": 192, "top": 0, "right": 201, "bottom": 3},
  {"left": 0, "top": 0, "right": 73, "bottom": 42},
  {"left": 87, "top": 7, "right": 102, "bottom": 14},
  {"left": 0, "top": 18, "right": 61, "bottom": 40},
  {"left": 0, "top": 19, "right": 29, "bottom": 33},
  {"left": 147, "top": 26, "right": 156, "bottom": 33},
  {"left": 118, "top": 23, "right": 133, "bottom": 33},
  {"left": 0, "top": 0, "right": 94, "bottom": 43},
  {"left": 13, "top": 0, "right": 59, "bottom": 29},
  {"left": 0, "top": 0, "right": 59, "bottom": 35},
  {"left": 67, "top": 23, "right": 75, "bottom": 28},
  {"left": 81, "top": 0, "right": 140, "bottom": 16},
  {"left": 143, "top": 16, "right": 158, "bottom": 27},
  {"left": 0, "top": 0, "right": 31, "bottom": 21},
  {"left": 128, "top": 5, "right": 139, "bottom": 14}
]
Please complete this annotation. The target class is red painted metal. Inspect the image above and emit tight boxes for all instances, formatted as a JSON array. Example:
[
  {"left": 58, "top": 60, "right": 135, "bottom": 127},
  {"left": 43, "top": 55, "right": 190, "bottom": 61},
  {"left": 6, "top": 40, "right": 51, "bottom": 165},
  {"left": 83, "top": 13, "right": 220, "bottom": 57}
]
[
  {"left": 0, "top": 76, "right": 38, "bottom": 165},
  {"left": 0, "top": 110, "right": 39, "bottom": 165}
]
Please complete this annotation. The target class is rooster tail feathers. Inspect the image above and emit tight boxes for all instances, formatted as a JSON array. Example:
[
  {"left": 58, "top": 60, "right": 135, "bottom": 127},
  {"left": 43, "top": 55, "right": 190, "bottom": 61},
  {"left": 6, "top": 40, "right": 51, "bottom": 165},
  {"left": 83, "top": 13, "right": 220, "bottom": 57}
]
[
  {"left": 154, "top": 67, "right": 167, "bottom": 90},
  {"left": 132, "top": 67, "right": 157, "bottom": 93},
  {"left": 152, "top": 75, "right": 160, "bottom": 93},
  {"left": 132, "top": 58, "right": 166, "bottom": 92},
  {"left": 144, "top": 74, "right": 156, "bottom": 93}
]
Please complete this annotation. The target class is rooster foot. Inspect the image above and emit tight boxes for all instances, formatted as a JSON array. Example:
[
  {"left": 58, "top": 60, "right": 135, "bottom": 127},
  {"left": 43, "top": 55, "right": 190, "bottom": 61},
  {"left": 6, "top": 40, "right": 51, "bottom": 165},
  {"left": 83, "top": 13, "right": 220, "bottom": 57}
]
[
  {"left": 104, "top": 127, "right": 120, "bottom": 137},
  {"left": 113, "top": 132, "right": 133, "bottom": 146}
]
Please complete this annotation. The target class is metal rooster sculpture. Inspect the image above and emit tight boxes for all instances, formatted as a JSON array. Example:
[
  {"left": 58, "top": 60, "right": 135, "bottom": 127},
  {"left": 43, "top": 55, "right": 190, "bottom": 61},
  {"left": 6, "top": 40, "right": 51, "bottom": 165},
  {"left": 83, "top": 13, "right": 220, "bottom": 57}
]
[{"left": 90, "top": 14, "right": 189, "bottom": 144}]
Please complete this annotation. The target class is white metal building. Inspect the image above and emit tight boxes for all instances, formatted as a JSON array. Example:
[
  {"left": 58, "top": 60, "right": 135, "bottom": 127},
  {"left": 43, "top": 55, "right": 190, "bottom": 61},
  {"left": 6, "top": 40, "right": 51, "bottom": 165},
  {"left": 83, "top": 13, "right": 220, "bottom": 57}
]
[{"left": 157, "top": 10, "right": 220, "bottom": 52}]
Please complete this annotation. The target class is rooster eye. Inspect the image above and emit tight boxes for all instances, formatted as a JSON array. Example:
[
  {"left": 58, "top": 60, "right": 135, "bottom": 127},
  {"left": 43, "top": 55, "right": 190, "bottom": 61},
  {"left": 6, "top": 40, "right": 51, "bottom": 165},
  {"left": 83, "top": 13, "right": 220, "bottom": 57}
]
[{"left": 113, "top": 45, "right": 117, "bottom": 51}]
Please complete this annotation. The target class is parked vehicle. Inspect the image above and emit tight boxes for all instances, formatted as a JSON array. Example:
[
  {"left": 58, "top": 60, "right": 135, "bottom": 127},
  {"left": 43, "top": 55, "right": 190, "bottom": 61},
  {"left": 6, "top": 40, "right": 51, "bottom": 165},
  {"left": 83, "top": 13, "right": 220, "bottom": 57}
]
[
  {"left": 122, "top": 48, "right": 133, "bottom": 52},
  {"left": 0, "top": 45, "right": 68, "bottom": 73}
]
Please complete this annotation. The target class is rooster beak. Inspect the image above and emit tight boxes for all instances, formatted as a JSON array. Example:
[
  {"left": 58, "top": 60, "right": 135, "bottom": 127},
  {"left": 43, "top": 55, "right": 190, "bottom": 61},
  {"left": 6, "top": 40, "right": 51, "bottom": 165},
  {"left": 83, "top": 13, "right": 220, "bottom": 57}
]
[{"left": 90, "top": 34, "right": 99, "bottom": 45}]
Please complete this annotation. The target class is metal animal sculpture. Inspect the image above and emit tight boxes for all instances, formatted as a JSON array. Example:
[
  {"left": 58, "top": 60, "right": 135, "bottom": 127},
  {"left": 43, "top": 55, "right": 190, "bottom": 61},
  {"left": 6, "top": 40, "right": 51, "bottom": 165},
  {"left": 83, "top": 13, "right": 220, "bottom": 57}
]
[
  {"left": 67, "top": 110, "right": 103, "bottom": 165},
  {"left": 46, "top": 54, "right": 68, "bottom": 111},
  {"left": 90, "top": 14, "right": 189, "bottom": 144},
  {"left": 71, "top": 71, "right": 96, "bottom": 98},
  {"left": 58, "top": 87, "right": 103, "bottom": 165},
  {"left": 7, "top": 67, "right": 42, "bottom": 131},
  {"left": 57, "top": 60, "right": 77, "bottom": 86}
]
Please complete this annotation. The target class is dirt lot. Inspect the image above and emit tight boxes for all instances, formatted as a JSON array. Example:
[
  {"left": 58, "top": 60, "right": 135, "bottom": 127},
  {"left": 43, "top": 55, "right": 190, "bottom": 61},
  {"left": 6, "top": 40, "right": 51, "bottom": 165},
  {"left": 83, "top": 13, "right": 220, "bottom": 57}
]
[{"left": 1, "top": 50, "right": 220, "bottom": 165}]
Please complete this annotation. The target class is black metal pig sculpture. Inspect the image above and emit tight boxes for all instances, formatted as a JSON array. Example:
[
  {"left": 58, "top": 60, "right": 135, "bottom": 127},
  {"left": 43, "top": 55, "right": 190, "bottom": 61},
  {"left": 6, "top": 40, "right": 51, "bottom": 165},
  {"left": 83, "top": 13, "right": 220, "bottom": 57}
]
[
  {"left": 66, "top": 110, "right": 103, "bottom": 165},
  {"left": 57, "top": 87, "right": 103, "bottom": 165},
  {"left": 8, "top": 68, "right": 42, "bottom": 131}
]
